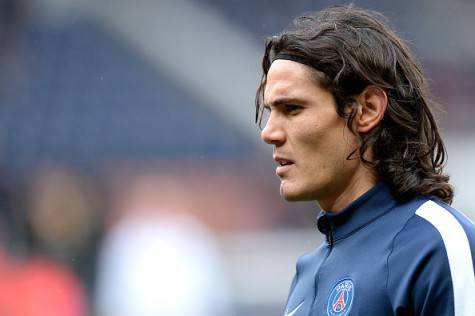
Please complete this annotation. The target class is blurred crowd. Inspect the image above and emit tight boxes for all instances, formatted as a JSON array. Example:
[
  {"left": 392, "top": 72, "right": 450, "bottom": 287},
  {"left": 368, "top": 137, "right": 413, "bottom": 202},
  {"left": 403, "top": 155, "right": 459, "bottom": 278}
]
[{"left": 0, "top": 161, "right": 300, "bottom": 315}]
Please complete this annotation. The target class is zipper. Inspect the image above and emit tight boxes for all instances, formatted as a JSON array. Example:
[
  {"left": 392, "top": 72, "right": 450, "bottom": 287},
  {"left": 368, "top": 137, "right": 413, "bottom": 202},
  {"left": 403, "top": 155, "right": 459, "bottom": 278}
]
[
  {"left": 308, "top": 223, "right": 334, "bottom": 315},
  {"left": 327, "top": 225, "right": 334, "bottom": 247}
]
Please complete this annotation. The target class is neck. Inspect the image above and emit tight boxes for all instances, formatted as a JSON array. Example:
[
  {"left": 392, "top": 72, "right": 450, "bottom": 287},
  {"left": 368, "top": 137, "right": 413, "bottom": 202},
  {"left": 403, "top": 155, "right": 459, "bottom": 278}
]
[{"left": 318, "top": 166, "right": 378, "bottom": 213}]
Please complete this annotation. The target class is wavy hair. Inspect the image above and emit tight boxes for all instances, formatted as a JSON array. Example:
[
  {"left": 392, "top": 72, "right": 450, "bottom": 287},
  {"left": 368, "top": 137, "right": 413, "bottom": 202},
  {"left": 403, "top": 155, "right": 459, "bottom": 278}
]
[{"left": 255, "top": 5, "right": 453, "bottom": 203}]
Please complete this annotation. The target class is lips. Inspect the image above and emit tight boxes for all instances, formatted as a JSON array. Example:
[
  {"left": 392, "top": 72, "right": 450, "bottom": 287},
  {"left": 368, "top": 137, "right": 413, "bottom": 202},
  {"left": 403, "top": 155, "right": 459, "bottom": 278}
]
[{"left": 274, "top": 156, "right": 294, "bottom": 176}]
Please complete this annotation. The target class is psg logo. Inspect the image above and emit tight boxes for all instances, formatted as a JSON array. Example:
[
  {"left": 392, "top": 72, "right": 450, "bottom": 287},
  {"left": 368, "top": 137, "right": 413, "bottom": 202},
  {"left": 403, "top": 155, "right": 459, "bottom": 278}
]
[{"left": 326, "top": 279, "right": 354, "bottom": 316}]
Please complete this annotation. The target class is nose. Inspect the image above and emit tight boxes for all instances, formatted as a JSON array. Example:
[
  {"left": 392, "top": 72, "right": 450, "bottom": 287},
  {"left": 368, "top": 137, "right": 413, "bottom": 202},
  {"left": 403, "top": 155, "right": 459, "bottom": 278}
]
[{"left": 260, "top": 114, "right": 286, "bottom": 146}]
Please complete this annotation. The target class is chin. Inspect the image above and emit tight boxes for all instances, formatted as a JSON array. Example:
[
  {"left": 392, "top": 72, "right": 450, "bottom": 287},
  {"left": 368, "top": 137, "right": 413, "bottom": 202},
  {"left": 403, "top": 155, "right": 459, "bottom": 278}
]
[{"left": 280, "top": 184, "right": 315, "bottom": 202}]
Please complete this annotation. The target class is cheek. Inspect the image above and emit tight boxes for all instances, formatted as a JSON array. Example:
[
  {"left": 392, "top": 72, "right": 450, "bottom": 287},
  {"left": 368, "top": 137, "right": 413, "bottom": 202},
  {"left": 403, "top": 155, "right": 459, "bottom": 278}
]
[
  {"left": 298, "top": 128, "right": 357, "bottom": 173},
  {"left": 296, "top": 129, "right": 338, "bottom": 161}
]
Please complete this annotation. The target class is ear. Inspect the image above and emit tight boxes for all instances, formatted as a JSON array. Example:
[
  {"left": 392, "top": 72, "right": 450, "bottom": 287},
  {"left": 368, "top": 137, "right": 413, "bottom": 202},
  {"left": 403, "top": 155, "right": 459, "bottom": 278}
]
[{"left": 354, "top": 85, "right": 387, "bottom": 133}]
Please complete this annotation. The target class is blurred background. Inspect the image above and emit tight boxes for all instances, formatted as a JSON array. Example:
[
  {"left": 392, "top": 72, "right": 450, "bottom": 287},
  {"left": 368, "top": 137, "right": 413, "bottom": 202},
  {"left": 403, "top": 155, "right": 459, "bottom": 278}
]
[{"left": 0, "top": 0, "right": 474, "bottom": 315}]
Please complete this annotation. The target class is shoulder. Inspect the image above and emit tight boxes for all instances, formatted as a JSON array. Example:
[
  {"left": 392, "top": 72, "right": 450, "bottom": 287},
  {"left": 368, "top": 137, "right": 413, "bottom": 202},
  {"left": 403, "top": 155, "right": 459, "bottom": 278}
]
[
  {"left": 389, "top": 198, "right": 475, "bottom": 273},
  {"left": 387, "top": 199, "right": 454, "bottom": 285},
  {"left": 295, "top": 243, "right": 326, "bottom": 271},
  {"left": 416, "top": 198, "right": 475, "bottom": 242},
  {"left": 387, "top": 198, "right": 475, "bottom": 315},
  {"left": 391, "top": 197, "right": 475, "bottom": 251},
  {"left": 291, "top": 242, "right": 328, "bottom": 284},
  {"left": 407, "top": 199, "right": 475, "bottom": 265}
]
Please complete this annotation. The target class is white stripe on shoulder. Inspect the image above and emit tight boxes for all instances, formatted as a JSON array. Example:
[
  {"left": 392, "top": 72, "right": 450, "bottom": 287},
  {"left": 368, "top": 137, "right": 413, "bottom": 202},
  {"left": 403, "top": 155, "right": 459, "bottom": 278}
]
[{"left": 416, "top": 200, "right": 475, "bottom": 316}]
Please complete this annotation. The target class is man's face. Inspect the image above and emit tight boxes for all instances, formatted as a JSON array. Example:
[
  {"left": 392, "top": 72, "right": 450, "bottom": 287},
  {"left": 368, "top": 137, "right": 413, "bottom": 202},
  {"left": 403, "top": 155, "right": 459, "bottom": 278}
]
[{"left": 261, "top": 60, "right": 361, "bottom": 208}]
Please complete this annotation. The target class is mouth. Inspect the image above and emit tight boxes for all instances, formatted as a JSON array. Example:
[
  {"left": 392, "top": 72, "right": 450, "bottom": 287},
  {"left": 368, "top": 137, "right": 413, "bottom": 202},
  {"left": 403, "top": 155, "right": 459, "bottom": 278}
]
[{"left": 274, "top": 156, "right": 295, "bottom": 176}]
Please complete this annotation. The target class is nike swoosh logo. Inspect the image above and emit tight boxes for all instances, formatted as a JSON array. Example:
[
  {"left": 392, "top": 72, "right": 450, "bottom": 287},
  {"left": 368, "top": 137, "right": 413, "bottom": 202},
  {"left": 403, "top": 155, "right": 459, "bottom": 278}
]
[{"left": 284, "top": 301, "right": 304, "bottom": 316}]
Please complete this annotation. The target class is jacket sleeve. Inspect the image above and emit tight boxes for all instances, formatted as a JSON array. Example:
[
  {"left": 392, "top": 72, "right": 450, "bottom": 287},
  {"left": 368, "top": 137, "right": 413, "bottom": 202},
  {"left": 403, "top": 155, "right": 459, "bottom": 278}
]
[{"left": 386, "top": 214, "right": 462, "bottom": 316}]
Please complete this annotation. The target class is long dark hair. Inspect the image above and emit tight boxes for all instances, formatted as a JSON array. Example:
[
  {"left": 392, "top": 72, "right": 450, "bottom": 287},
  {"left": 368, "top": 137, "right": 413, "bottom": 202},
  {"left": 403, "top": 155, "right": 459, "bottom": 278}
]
[{"left": 255, "top": 5, "right": 453, "bottom": 203}]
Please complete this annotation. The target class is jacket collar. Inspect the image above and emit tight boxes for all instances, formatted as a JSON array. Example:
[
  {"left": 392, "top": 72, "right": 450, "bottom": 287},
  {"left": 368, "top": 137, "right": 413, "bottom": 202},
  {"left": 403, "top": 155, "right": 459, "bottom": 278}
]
[{"left": 317, "top": 182, "right": 397, "bottom": 244}]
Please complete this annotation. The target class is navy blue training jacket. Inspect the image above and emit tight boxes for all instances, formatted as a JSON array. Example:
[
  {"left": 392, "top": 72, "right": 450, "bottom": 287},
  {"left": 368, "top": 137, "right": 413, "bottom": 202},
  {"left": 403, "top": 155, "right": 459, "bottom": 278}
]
[{"left": 284, "top": 182, "right": 475, "bottom": 316}]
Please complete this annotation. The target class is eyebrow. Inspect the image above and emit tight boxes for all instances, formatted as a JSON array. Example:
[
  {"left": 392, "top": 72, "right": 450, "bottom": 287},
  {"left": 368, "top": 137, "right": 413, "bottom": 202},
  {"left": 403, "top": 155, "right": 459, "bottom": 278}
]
[{"left": 265, "top": 96, "right": 306, "bottom": 108}]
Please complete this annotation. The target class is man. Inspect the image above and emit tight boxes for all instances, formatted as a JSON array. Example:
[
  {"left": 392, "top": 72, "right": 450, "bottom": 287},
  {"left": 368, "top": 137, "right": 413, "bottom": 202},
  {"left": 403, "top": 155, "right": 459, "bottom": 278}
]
[{"left": 256, "top": 5, "right": 475, "bottom": 316}]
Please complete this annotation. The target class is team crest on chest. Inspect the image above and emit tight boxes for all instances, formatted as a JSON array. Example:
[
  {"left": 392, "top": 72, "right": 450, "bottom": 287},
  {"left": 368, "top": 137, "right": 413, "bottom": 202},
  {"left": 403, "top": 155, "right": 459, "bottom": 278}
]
[{"left": 327, "top": 279, "right": 354, "bottom": 316}]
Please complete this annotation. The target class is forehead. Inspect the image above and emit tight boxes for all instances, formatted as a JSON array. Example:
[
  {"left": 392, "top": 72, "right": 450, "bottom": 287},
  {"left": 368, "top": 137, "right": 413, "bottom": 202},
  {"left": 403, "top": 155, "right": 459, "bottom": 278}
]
[{"left": 264, "top": 59, "right": 322, "bottom": 104}]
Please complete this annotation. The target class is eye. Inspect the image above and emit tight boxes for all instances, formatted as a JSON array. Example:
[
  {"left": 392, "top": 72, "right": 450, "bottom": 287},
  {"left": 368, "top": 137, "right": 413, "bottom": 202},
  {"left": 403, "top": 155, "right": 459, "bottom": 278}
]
[{"left": 284, "top": 104, "right": 302, "bottom": 114}]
